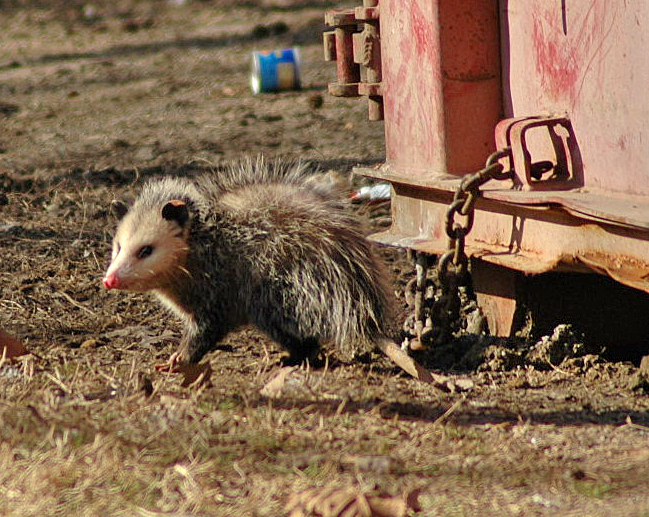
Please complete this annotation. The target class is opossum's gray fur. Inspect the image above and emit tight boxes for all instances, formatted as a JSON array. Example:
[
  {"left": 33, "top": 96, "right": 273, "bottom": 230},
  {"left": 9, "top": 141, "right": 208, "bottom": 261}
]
[{"left": 113, "top": 157, "right": 393, "bottom": 364}]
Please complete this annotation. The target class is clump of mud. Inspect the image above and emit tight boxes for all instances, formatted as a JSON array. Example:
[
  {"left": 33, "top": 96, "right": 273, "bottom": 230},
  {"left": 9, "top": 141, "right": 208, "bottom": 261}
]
[
  {"left": 427, "top": 323, "right": 604, "bottom": 373},
  {"left": 387, "top": 253, "right": 611, "bottom": 374},
  {"left": 524, "top": 324, "right": 593, "bottom": 368},
  {"left": 403, "top": 282, "right": 608, "bottom": 375}
]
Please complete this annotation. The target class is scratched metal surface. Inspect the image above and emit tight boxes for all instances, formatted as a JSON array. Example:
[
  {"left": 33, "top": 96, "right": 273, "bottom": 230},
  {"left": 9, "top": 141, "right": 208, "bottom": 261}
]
[{"left": 502, "top": 0, "right": 649, "bottom": 195}]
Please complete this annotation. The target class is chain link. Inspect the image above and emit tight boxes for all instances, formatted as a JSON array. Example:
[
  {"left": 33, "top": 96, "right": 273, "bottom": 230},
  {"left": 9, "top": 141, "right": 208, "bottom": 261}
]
[{"left": 402, "top": 147, "right": 512, "bottom": 350}]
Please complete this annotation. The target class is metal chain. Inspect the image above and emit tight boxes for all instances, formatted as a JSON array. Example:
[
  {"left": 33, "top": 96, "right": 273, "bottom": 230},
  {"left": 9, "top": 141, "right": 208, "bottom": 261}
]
[
  {"left": 403, "top": 147, "right": 512, "bottom": 350},
  {"left": 440, "top": 146, "right": 512, "bottom": 283}
]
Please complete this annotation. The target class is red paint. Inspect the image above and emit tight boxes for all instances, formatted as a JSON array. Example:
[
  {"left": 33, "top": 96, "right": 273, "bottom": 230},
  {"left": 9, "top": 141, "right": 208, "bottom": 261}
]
[
  {"left": 382, "top": 0, "right": 500, "bottom": 173},
  {"left": 409, "top": 1, "right": 434, "bottom": 60},
  {"left": 531, "top": 3, "right": 617, "bottom": 106},
  {"left": 384, "top": 0, "right": 442, "bottom": 169},
  {"left": 533, "top": 20, "right": 579, "bottom": 101}
]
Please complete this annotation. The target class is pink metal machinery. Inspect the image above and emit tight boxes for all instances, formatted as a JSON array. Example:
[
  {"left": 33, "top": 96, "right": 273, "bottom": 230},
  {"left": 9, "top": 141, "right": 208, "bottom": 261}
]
[{"left": 325, "top": 1, "right": 649, "bottom": 348}]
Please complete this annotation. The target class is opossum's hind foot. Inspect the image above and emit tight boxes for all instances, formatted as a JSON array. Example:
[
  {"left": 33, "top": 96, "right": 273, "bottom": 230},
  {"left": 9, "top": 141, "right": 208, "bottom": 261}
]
[
  {"left": 154, "top": 350, "right": 187, "bottom": 372},
  {"left": 278, "top": 336, "right": 321, "bottom": 367},
  {"left": 280, "top": 353, "right": 325, "bottom": 368}
]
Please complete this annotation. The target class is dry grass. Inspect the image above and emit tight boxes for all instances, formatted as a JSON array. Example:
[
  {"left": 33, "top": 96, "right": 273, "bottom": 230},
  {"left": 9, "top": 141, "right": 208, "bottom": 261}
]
[{"left": 1, "top": 345, "right": 649, "bottom": 516}]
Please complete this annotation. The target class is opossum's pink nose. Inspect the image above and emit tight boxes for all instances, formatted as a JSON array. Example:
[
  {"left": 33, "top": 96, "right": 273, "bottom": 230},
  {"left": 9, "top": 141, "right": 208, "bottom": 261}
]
[{"left": 102, "top": 272, "right": 120, "bottom": 289}]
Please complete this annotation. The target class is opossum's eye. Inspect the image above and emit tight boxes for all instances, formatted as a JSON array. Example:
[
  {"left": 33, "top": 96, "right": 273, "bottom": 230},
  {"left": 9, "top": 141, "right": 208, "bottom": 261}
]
[{"left": 137, "top": 245, "right": 154, "bottom": 259}]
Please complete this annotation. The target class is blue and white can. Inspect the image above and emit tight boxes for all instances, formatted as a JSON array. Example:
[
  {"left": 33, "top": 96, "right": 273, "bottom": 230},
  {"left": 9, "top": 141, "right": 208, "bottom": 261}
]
[{"left": 251, "top": 47, "right": 301, "bottom": 94}]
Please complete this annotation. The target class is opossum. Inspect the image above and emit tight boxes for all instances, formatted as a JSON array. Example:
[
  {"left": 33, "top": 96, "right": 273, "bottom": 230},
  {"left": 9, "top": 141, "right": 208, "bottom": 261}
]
[{"left": 102, "top": 158, "right": 431, "bottom": 381}]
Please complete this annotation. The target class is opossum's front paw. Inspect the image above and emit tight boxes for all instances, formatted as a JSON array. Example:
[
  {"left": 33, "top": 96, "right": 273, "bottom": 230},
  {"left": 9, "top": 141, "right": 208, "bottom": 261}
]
[{"left": 154, "top": 350, "right": 188, "bottom": 372}]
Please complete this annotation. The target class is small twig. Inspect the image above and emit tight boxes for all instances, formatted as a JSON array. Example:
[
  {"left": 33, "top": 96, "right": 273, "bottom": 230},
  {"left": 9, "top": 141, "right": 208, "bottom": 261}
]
[
  {"left": 97, "top": 369, "right": 119, "bottom": 385},
  {"left": 433, "top": 395, "right": 466, "bottom": 426},
  {"left": 90, "top": 248, "right": 102, "bottom": 271},
  {"left": 313, "top": 354, "right": 329, "bottom": 391},
  {"left": 130, "top": 166, "right": 141, "bottom": 188},
  {"left": 547, "top": 361, "right": 573, "bottom": 377},
  {"left": 127, "top": 356, "right": 137, "bottom": 385},
  {"left": 619, "top": 415, "right": 649, "bottom": 432},
  {"left": 334, "top": 397, "right": 348, "bottom": 417},
  {"left": 54, "top": 291, "right": 97, "bottom": 317},
  {"left": 188, "top": 156, "right": 217, "bottom": 168},
  {"left": 44, "top": 370, "right": 71, "bottom": 394},
  {"left": 27, "top": 349, "right": 45, "bottom": 361}
]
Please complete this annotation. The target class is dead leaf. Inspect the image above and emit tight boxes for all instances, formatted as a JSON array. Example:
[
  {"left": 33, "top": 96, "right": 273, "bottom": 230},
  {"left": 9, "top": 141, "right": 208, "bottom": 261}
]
[
  {"left": 0, "top": 328, "right": 27, "bottom": 359},
  {"left": 428, "top": 372, "right": 474, "bottom": 393},
  {"left": 285, "top": 485, "right": 420, "bottom": 517},
  {"left": 452, "top": 378, "right": 475, "bottom": 391},
  {"left": 80, "top": 338, "right": 99, "bottom": 349},
  {"left": 260, "top": 366, "right": 297, "bottom": 398},
  {"left": 177, "top": 362, "right": 212, "bottom": 389}
]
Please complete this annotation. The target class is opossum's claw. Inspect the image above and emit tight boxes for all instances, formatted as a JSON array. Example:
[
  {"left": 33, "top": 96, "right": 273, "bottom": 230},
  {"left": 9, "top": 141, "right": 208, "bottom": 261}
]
[{"left": 154, "top": 350, "right": 187, "bottom": 372}]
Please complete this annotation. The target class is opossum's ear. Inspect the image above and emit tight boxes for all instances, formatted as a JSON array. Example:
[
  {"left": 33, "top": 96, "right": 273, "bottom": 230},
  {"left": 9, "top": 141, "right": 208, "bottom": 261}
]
[
  {"left": 162, "top": 200, "right": 189, "bottom": 227},
  {"left": 110, "top": 200, "right": 129, "bottom": 220}
]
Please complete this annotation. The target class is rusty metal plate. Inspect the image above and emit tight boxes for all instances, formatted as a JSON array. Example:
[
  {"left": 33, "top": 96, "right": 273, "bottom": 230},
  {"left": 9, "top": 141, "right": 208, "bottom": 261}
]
[
  {"left": 358, "top": 164, "right": 649, "bottom": 231},
  {"left": 502, "top": 1, "right": 649, "bottom": 196},
  {"left": 366, "top": 183, "right": 649, "bottom": 295},
  {"left": 347, "top": 1, "right": 649, "bottom": 301},
  {"left": 380, "top": 0, "right": 501, "bottom": 176},
  {"left": 324, "top": 9, "right": 357, "bottom": 26}
]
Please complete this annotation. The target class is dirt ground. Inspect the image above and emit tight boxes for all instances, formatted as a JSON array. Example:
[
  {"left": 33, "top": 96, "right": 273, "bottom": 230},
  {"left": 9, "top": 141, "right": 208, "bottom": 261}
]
[{"left": 1, "top": 1, "right": 649, "bottom": 516}]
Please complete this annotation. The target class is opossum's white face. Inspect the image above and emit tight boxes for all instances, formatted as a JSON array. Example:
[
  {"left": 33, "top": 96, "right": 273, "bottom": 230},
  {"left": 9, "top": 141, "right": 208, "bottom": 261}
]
[{"left": 102, "top": 200, "right": 190, "bottom": 292}]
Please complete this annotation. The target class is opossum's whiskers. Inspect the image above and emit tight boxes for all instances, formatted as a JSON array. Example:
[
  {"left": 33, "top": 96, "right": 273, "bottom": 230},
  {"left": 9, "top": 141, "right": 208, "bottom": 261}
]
[{"left": 176, "top": 265, "right": 192, "bottom": 278}]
